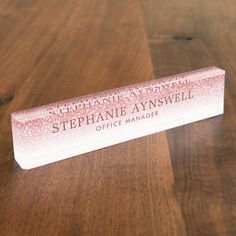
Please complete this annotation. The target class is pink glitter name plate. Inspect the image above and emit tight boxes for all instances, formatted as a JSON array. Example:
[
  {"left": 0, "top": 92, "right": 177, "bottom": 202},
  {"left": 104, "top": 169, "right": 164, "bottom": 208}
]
[{"left": 11, "top": 66, "right": 225, "bottom": 169}]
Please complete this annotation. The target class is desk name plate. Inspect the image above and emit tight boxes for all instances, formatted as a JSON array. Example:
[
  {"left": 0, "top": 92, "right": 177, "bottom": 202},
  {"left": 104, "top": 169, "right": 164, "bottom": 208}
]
[{"left": 11, "top": 66, "right": 225, "bottom": 169}]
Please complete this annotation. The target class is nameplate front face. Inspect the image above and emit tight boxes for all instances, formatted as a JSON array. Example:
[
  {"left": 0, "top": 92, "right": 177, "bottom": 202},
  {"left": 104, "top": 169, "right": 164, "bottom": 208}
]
[{"left": 11, "top": 66, "right": 225, "bottom": 169}]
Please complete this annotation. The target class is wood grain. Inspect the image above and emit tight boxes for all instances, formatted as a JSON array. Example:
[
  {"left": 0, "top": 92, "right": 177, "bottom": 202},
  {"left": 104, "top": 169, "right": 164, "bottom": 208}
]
[
  {"left": 0, "top": 0, "right": 185, "bottom": 235},
  {"left": 0, "top": 0, "right": 235, "bottom": 235},
  {"left": 140, "top": 0, "right": 236, "bottom": 235}
]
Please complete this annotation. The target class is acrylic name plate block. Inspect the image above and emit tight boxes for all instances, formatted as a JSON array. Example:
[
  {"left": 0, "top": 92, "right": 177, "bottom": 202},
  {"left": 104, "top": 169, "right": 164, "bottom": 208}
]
[{"left": 11, "top": 66, "right": 225, "bottom": 169}]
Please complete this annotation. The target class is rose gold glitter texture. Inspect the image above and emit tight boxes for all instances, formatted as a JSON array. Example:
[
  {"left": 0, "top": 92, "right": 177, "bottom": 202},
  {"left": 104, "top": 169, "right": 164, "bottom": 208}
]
[{"left": 11, "top": 66, "right": 225, "bottom": 169}]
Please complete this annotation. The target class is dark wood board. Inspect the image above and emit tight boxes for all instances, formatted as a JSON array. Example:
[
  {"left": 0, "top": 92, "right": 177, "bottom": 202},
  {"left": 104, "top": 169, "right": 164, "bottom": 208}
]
[{"left": 0, "top": 0, "right": 235, "bottom": 235}]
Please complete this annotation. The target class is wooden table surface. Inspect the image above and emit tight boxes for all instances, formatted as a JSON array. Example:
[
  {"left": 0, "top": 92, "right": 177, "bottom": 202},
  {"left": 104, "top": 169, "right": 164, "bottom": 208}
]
[{"left": 0, "top": 0, "right": 235, "bottom": 235}]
